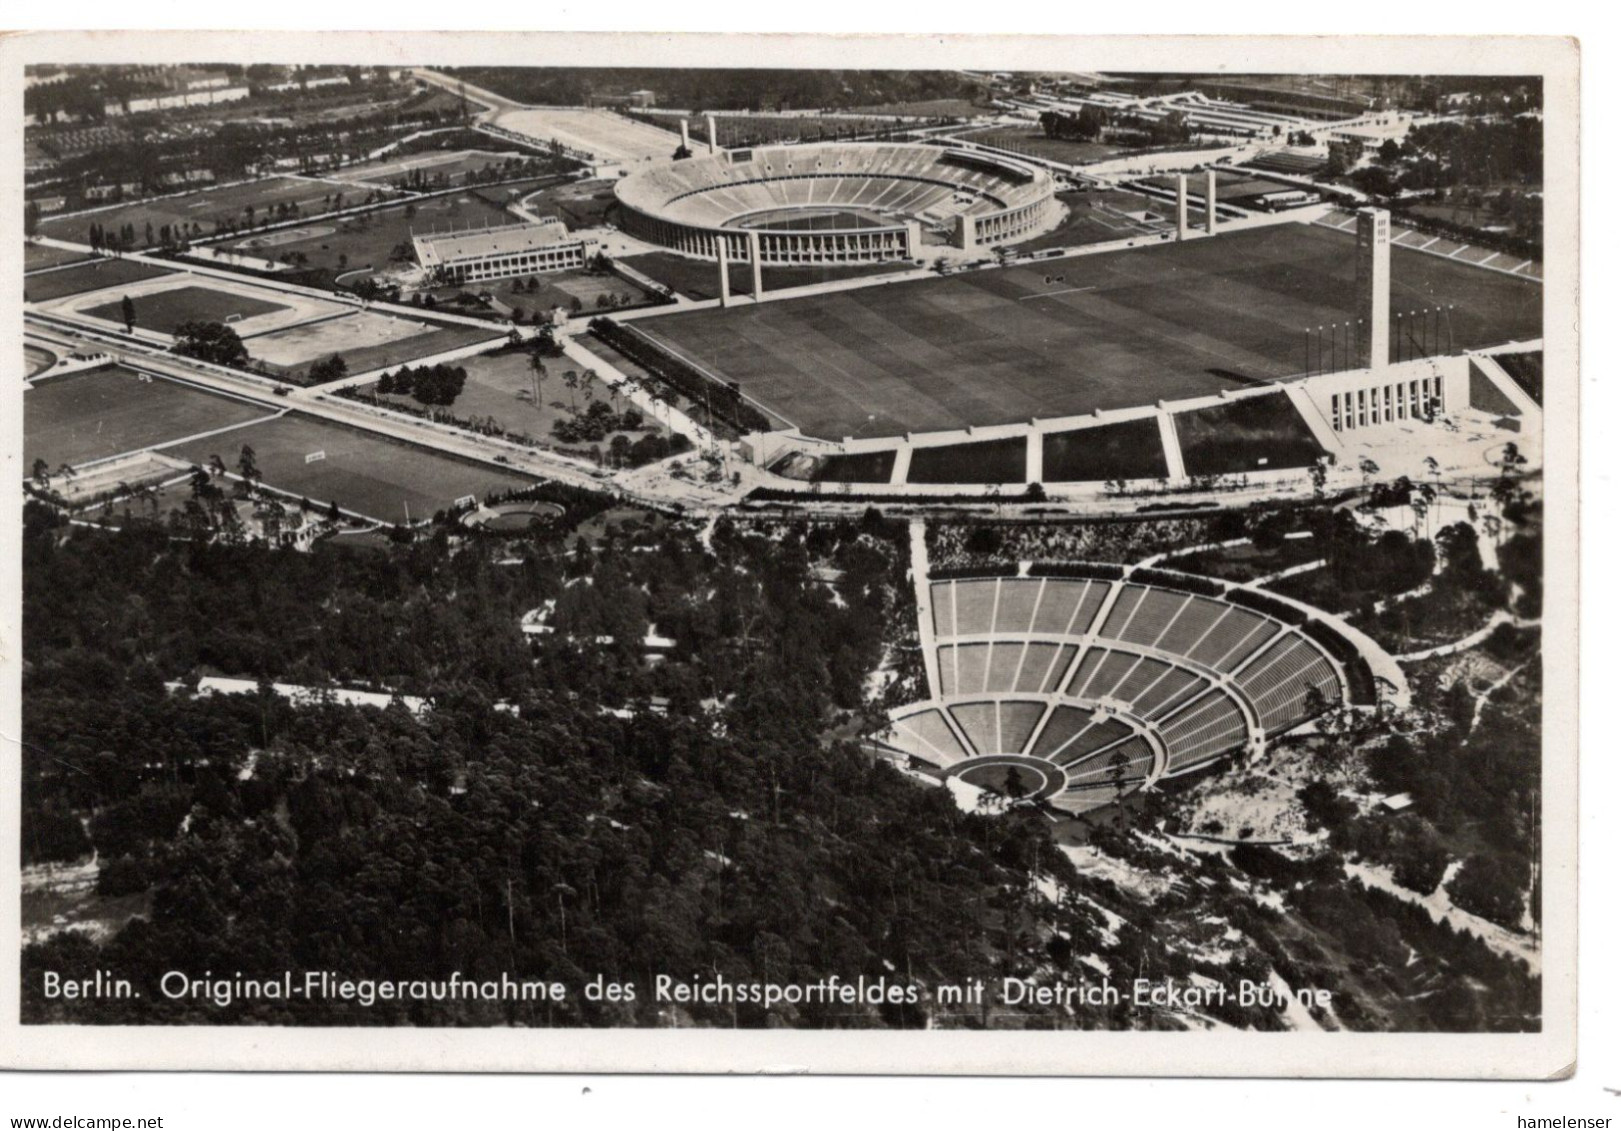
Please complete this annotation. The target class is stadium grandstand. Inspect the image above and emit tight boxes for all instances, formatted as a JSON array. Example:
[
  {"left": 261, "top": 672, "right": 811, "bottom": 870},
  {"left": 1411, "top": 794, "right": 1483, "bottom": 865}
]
[
  {"left": 411, "top": 217, "right": 597, "bottom": 285},
  {"left": 613, "top": 141, "right": 1058, "bottom": 262},
  {"left": 875, "top": 569, "right": 1392, "bottom": 814}
]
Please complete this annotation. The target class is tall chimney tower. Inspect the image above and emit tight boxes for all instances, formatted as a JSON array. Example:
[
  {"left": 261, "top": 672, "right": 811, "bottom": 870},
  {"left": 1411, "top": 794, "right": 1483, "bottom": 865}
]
[
  {"left": 1205, "top": 169, "right": 1218, "bottom": 234},
  {"left": 705, "top": 113, "right": 718, "bottom": 154},
  {"left": 679, "top": 118, "right": 691, "bottom": 153},
  {"left": 1355, "top": 207, "right": 1391, "bottom": 369},
  {"left": 1175, "top": 175, "right": 1189, "bottom": 241}
]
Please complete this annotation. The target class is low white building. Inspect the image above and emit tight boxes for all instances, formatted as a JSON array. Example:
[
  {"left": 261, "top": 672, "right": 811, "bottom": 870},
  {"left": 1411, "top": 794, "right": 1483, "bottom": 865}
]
[{"left": 412, "top": 218, "right": 597, "bottom": 285}]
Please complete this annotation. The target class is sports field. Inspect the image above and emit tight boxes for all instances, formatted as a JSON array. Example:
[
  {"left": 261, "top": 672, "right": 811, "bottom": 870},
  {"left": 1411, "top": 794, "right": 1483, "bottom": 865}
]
[
  {"left": 24, "top": 366, "right": 276, "bottom": 470},
  {"left": 227, "top": 190, "right": 514, "bottom": 279},
  {"left": 636, "top": 222, "right": 1543, "bottom": 440},
  {"left": 249, "top": 318, "right": 501, "bottom": 383},
  {"left": 23, "top": 258, "right": 174, "bottom": 303},
  {"left": 84, "top": 285, "right": 290, "bottom": 335},
  {"left": 325, "top": 148, "right": 529, "bottom": 187},
  {"left": 1138, "top": 172, "right": 1296, "bottom": 204},
  {"left": 24, "top": 241, "right": 93, "bottom": 272},
  {"left": 732, "top": 209, "right": 892, "bottom": 231},
  {"left": 247, "top": 312, "right": 436, "bottom": 367},
  {"left": 39, "top": 176, "right": 386, "bottom": 249},
  {"left": 949, "top": 126, "right": 1126, "bottom": 165},
  {"left": 361, "top": 347, "right": 669, "bottom": 449},
  {"left": 165, "top": 413, "right": 537, "bottom": 524},
  {"left": 621, "top": 252, "right": 911, "bottom": 301},
  {"left": 493, "top": 108, "right": 674, "bottom": 164}
]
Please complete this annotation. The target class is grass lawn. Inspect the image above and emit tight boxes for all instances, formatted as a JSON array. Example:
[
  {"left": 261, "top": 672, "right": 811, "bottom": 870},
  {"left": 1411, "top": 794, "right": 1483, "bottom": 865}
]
[
  {"left": 1139, "top": 172, "right": 1296, "bottom": 203},
  {"left": 24, "top": 258, "right": 174, "bottom": 303},
  {"left": 40, "top": 176, "right": 391, "bottom": 248},
  {"left": 517, "top": 179, "right": 621, "bottom": 229},
  {"left": 224, "top": 190, "right": 515, "bottom": 279},
  {"left": 907, "top": 436, "right": 1027, "bottom": 484},
  {"left": 635, "top": 223, "right": 1543, "bottom": 440},
  {"left": 1404, "top": 201, "right": 1532, "bottom": 241},
  {"left": 255, "top": 321, "right": 504, "bottom": 385},
  {"left": 165, "top": 412, "right": 538, "bottom": 524},
  {"left": 1168, "top": 536, "right": 1323, "bottom": 583},
  {"left": 25, "top": 345, "right": 56, "bottom": 378},
  {"left": 25, "top": 241, "right": 93, "bottom": 271},
  {"left": 1494, "top": 351, "right": 1542, "bottom": 405},
  {"left": 25, "top": 366, "right": 276, "bottom": 470},
  {"left": 952, "top": 126, "right": 1126, "bottom": 165},
  {"left": 1011, "top": 191, "right": 1174, "bottom": 253},
  {"left": 84, "top": 285, "right": 290, "bottom": 336},
  {"left": 361, "top": 346, "right": 669, "bottom": 451},
  {"left": 814, "top": 449, "right": 897, "bottom": 483},
  {"left": 1172, "top": 393, "right": 1326, "bottom": 477},
  {"left": 327, "top": 149, "right": 538, "bottom": 189},
  {"left": 620, "top": 251, "right": 913, "bottom": 301},
  {"left": 433, "top": 268, "right": 651, "bottom": 322},
  {"left": 1042, "top": 418, "right": 1168, "bottom": 483}
]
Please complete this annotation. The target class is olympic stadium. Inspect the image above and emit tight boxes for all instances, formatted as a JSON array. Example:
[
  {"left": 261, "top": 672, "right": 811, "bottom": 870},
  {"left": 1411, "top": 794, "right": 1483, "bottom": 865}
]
[{"left": 614, "top": 142, "right": 1060, "bottom": 263}]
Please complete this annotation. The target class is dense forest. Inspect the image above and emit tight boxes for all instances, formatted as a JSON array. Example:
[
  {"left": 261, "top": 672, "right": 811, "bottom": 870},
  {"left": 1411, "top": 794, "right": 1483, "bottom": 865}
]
[
  {"left": 21, "top": 492, "right": 1541, "bottom": 1031},
  {"left": 451, "top": 68, "right": 981, "bottom": 114}
]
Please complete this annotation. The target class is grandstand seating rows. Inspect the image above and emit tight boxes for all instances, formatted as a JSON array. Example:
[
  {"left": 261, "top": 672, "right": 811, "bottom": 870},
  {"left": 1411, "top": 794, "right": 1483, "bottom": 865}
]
[
  {"left": 880, "top": 572, "right": 1356, "bottom": 813},
  {"left": 616, "top": 142, "right": 1052, "bottom": 231}
]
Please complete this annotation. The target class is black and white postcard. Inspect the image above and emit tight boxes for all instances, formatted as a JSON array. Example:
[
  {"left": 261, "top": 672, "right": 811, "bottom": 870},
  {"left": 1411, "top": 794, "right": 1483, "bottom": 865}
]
[{"left": 0, "top": 30, "right": 1580, "bottom": 1078}]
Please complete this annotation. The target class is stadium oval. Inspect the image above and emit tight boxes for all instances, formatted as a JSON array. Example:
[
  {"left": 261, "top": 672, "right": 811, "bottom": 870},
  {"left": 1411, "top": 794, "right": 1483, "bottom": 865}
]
[{"left": 613, "top": 142, "right": 1059, "bottom": 264}]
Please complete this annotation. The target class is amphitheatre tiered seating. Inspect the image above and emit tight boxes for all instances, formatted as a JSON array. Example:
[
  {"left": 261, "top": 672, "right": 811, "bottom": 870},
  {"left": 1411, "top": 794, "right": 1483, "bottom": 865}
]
[{"left": 884, "top": 570, "right": 1373, "bottom": 814}]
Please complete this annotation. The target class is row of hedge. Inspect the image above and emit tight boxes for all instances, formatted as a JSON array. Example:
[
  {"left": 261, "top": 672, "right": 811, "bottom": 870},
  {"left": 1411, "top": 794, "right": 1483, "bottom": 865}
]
[
  {"left": 1027, "top": 562, "right": 1126, "bottom": 582},
  {"left": 1225, "top": 586, "right": 1310, "bottom": 627},
  {"left": 1129, "top": 567, "right": 1226, "bottom": 599},
  {"left": 1299, "top": 619, "right": 1379, "bottom": 706},
  {"left": 588, "top": 317, "right": 772, "bottom": 434},
  {"left": 930, "top": 564, "right": 1021, "bottom": 580}
]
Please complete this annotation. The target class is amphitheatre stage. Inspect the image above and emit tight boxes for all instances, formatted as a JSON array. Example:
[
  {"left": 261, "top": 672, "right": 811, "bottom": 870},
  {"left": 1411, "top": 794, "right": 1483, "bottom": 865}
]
[
  {"left": 635, "top": 221, "right": 1543, "bottom": 441},
  {"left": 879, "top": 567, "right": 1392, "bottom": 815}
]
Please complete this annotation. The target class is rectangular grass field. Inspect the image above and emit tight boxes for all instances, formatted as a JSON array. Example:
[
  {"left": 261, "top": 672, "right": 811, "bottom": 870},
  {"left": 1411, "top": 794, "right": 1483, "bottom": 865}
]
[
  {"left": 621, "top": 252, "right": 911, "bottom": 302},
  {"left": 634, "top": 222, "right": 1543, "bottom": 440},
  {"left": 240, "top": 309, "right": 503, "bottom": 383},
  {"left": 23, "top": 258, "right": 174, "bottom": 303},
  {"left": 39, "top": 176, "right": 378, "bottom": 249},
  {"left": 24, "top": 365, "right": 277, "bottom": 470},
  {"left": 83, "top": 285, "right": 290, "bottom": 335},
  {"left": 24, "top": 242, "right": 94, "bottom": 272},
  {"left": 165, "top": 412, "right": 539, "bottom": 524}
]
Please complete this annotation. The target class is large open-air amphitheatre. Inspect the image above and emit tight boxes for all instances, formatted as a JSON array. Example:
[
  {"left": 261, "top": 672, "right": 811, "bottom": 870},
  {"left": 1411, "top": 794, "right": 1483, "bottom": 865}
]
[{"left": 20, "top": 60, "right": 1559, "bottom": 1041}]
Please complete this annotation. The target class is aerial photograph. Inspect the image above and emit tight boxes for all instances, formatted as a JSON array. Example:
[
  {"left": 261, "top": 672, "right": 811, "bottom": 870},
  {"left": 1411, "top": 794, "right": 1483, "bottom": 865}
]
[{"left": 19, "top": 60, "right": 1547, "bottom": 1035}]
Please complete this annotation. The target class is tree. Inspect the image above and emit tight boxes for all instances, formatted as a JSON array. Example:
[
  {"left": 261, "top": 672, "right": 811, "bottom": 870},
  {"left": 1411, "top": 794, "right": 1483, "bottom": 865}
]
[
  {"left": 1002, "top": 767, "right": 1028, "bottom": 800},
  {"left": 308, "top": 354, "right": 349, "bottom": 383},
  {"left": 172, "top": 321, "right": 248, "bottom": 368},
  {"left": 236, "top": 445, "right": 261, "bottom": 496},
  {"left": 1309, "top": 456, "right": 1330, "bottom": 498},
  {"left": 1358, "top": 457, "right": 1380, "bottom": 490},
  {"left": 120, "top": 294, "right": 136, "bottom": 333}
]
